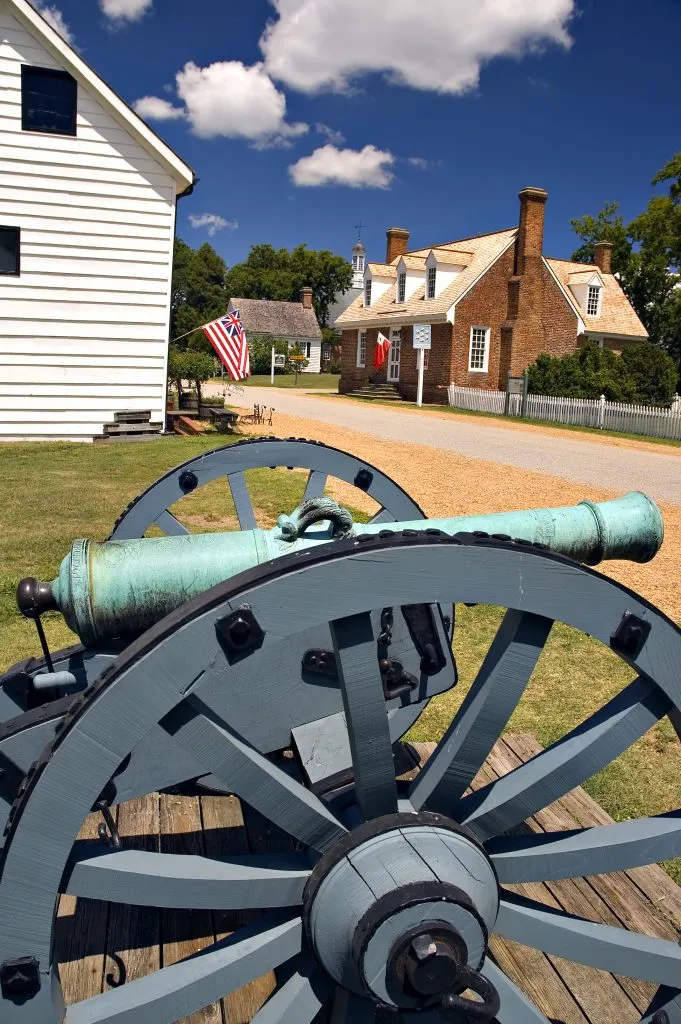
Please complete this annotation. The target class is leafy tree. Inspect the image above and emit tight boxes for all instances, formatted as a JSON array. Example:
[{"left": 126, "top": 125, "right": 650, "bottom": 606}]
[
  {"left": 170, "top": 239, "right": 229, "bottom": 348},
  {"left": 527, "top": 341, "right": 677, "bottom": 404},
  {"left": 247, "top": 335, "right": 290, "bottom": 375},
  {"left": 225, "top": 244, "right": 352, "bottom": 326},
  {"left": 570, "top": 201, "right": 633, "bottom": 275},
  {"left": 288, "top": 342, "right": 309, "bottom": 384},
  {"left": 167, "top": 347, "right": 216, "bottom": 406}
]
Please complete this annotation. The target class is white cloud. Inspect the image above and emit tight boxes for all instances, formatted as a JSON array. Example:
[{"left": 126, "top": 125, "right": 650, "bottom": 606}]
[
  {"left": 133, "top": 95, "right": 185, "bottom": 121},
  {"left": 31, "top": 2, "right": 74, "bottom": 44},
  {"left": 175, "top": 60, "right": 308, "bottom": 145},
  {"left": 189, "top": 213, "right": 238, "bottom": 236},
  {"left": 289, "top": 144, "right": 394, "bottom": 188},
  {"left": 408, "top": 157, "right": 430, "bottom": 169},
  {"left": 316, "top": 122, "right": 345, "bottom": 145},
  {"left": 100, "top": 0, "right": 153, "bottom": 22},
  {"left": 261, "top": 0, "right": 574, "bottom": 95}
]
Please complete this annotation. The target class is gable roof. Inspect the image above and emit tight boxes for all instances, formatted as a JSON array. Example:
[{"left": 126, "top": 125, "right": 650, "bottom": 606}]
[
  {"left": 6, "top": 0, "right": 194, "bottom": 192},
  {"left": 336, "top": 229, "right": 516, "bottom": 329},
  {"left": 429, "top": 248, "right": 474, "bottom": 266},
  {"left": 546, "top": 259, "right": 648, "bottom": 339},
  {"left": 230, "top": 298, "right": 322, "bottom": 340},
  {"left": 567, "top": 269, "right": 603, "bottom": 286},
  {"left": 367, "top": 263, "right": 398, "bottom": 278}
]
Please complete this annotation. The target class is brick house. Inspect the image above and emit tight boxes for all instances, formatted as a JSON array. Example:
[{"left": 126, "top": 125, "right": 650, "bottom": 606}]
[{"left": 335, "top": 187, "right": 648, "bottom": 403}]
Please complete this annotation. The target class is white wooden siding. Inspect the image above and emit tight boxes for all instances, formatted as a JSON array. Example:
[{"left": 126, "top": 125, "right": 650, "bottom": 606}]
[{"left": 0, "top": 2, "right": 179, "bottom": 440}]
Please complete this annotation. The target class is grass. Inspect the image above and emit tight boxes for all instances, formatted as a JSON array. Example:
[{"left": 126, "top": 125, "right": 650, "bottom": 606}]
[
  {"left": 330, "top": 393, "right": 681, "bottom": 448},
  {"left": 211, "top": 373, "right": 340, "bottom": 390},
  {"left": 0, "top": 437, "right": 679, "bottom": 884}
]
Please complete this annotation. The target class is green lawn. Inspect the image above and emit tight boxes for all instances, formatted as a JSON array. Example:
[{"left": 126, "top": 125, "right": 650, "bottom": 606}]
[
  {"left": 211, "top": 373, "right": 340, "bottom": 390},
  {"left": 0, "top": 436, "right": 678, "bottom": 883}
]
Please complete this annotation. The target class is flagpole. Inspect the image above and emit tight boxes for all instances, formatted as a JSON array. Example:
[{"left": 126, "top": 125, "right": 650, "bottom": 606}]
[{"left": 170, "top": 324, "right": 207, "bottom": 345}]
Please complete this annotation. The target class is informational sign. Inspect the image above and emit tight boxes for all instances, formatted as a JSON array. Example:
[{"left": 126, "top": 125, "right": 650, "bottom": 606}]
[
  {"left": 506, "top": 376, "right": 525, "bottom": 396},
  {"left": 413, "top": 324, "right": 432, "bottom": 350},
  {"left": 273, "top": 353, "right": 286, "bottom": 368}
]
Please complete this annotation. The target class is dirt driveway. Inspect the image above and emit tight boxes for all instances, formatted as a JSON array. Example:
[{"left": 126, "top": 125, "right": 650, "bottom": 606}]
[{"left": 217, "top": 385, "right": 681, "bottom": 506}]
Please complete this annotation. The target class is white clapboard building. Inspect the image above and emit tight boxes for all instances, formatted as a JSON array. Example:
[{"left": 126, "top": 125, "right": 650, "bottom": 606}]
[{"left": 0, "top": 0, "right": 194, "bottom": 441}]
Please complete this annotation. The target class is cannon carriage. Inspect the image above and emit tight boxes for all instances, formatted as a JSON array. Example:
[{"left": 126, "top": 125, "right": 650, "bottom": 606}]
[{"left": 0, "top": 437, "right": 679, "bottom": 1024}]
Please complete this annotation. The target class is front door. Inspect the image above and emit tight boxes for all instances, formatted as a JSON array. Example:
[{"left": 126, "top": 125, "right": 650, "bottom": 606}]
[{"left": 388, "top": 328, "right": 401, "bottom": 382}]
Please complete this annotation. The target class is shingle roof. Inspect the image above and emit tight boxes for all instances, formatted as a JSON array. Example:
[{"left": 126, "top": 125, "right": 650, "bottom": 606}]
[
  {"left": 430, "top": 248, "right": 474, "bottom": 265},
  {"left": 367, "top": 263, "right": 398, "bottom": 278},
  {"left": 395, "top": 255, "right": 428, "bottom": 269},
  {"left": 545, "top": 260, "right": 648, "bottom": 339},
  {"left": 567, "top": 269, "right": 602, "bottom": 286},
  {"left": 336, "top": 229, "right": 516, "bottom": 329},
  {"left": 231, "top": 298, "right": 322, "bottom": 339}
]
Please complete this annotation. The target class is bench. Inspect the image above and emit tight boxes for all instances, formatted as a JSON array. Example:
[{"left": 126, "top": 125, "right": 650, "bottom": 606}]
[{"left": 207, "top": 407, "right": 240, "bottom": 433}]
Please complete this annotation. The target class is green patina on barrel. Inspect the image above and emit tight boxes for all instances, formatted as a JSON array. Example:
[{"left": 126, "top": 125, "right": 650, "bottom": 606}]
[{"left": 46, "top": 491, "right": 663, "bottom": 645}]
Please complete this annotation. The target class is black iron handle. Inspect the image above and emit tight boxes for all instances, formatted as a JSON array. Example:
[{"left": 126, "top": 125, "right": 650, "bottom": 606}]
[{"left": 440, "top": 965, "right": 500, "bottom": 1021}]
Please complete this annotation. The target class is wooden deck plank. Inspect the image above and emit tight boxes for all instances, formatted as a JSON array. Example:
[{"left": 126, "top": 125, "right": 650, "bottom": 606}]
[
  {"left": 58, "top": 809, "right": 112, "bottom": 1005},
  {"left": 159, "top": 792, "right": 223, "bottom": 1024},
  {"left": 201, "top": 793, "right": 275, "bottom": 1024},
  {"left": 103, "top": 794, "right": 161, "bottom": 995}
]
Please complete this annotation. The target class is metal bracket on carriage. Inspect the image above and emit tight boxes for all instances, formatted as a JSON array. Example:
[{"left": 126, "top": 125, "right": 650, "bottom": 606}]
[
  {"left": 302, "top": 648, "right": 418, "bottom": 702},
  {"left": 277, "top": 497, "right": 354, "bottom": 541}
]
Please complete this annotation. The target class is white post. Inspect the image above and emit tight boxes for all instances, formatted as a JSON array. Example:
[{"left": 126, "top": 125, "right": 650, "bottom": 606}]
[
  {"left": 416, "top": 348, "right": 425, "bottom": 407},
  {"left": 270, "top": 345, "right": 275, "bottom": 385},
  {"left": 598, "top": 394, "right": 606, "bottom": 429}
]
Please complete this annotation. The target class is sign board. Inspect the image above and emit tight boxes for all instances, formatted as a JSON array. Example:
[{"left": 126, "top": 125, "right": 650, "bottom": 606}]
[
  {"left": 273, "top": 354, "right": 286, "bottom": 368},
  {"left": 413, "top": 324, "right": 432, "bottom": 350},
  {"left": 507, "top": 376, "right": 525, "bottom": 396}
]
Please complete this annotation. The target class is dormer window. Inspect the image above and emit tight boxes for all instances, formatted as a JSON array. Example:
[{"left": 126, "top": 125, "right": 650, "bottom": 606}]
[
  {"left": 364, "top": 280, "right": 372, "bottom": 307},
  {"left": 426, "top": 266, "right": 436, "bottom": 300},
  {"left": 397, "top": 272, "right": 406, "bottom": 304},
  {"left": 587, "top": 285, "right": 601, "bottom": 316}
]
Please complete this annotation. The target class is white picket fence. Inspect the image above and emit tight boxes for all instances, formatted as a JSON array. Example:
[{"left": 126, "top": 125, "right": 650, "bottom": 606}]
[{"left": 447, "top": 385, "right": 681, "bottom": 440}]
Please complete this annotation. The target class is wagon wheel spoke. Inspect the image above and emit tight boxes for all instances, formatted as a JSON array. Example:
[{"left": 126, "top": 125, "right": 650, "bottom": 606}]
[
  {"left": 228, "top": 471, "right": 258, "bottom": 530},
  {"left": 63, "top": 847, "right": 311, "bottom": 908},
  {"left": 303, "top": 470, "right": 328, "bottom": 502},
  {"left": 330, "top": 612, "right": 398, "bottom": 820},
  {"left": 64, "top": 912, "right": 302, "bottom": 1024},
  {"left": 250, "top": 955, "right": 333, "bottom": 1023},
  {"left": 457, "top": 674, "right": 672, "bottom": 840},
  {"left": 368, "top": 507, "right": 396, "bottom": 524},
  {"left": 641, "top": 985, "right": 681, "bottom": 1022},
  {"left": 487, "top": 811, "right": 681, "bottom": 883},
  {"left": 154, "top": 510, "right": 190, "bottom": 536},
  {"left": 481, "top": 959, "right": 551, "bottom": 1022},
  {"left": 328, "top": 988, "right": 377, "bottom": 1022},
  {"left": 495, "top": 892, "right": 681, "bottom": 985},
  {"left": 409, "top": 610, "right": 553, "bottom": 812},
  {"left": 162, "top": 696, "right": 347, "bottom": 852}
]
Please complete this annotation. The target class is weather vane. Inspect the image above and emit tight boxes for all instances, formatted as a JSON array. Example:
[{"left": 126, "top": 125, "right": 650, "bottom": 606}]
[{"left": 355, "top": 220, "right": 364, "bottom": 240}]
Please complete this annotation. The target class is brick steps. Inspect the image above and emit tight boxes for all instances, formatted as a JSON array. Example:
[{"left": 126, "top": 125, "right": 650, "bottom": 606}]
[{"left": 345, "top": 383, "right": 404, "bottom": 402}]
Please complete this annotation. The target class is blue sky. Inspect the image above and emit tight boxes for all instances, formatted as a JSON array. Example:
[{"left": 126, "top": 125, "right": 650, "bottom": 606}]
[{"left": 35, "top": 0, "right": 681, "bottom": 270}]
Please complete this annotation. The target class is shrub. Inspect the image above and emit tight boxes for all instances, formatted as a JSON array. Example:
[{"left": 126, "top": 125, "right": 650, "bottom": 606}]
[
  {"left": 527, "top": 341, "right": 677, "bottom": 405},
  {"left": 248, "top": 335, "right": 290, "bottom": 375}
]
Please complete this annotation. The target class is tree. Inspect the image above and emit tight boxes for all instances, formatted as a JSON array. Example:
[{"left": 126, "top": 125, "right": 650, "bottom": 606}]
[
  {"left": 167, "top": 347, "right": 215, "bottom": 406},
  {"left": 170, "top": 239, "right": 229, "bottom": 349},
  {"left": 288, "top": 342, "right": 309, "bottom": 384},
  {"left": 570, "top": 201, "right": 633, "bottom": 275},
  {"left": 225, "top": 244, "right": 352, "bottom": 326},
  {"left": 247, "top": 335, "right": 290, "bottom": 375}
]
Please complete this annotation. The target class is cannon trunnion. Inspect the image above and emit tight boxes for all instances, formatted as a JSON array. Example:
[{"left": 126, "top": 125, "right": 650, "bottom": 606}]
[{"left": 0, "top": 437, "right": 679, "bottom": 1024}]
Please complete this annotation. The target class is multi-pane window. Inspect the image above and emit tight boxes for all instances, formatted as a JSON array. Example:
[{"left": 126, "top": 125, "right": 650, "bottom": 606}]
[
  {"left": 356, "top": 331, "right": 367, "bottom": 367},
  {"left": 426, "top": 266, "right": 437, "bottom": 299},
  {"left": 587, "top": 285, "right": 601, "bottom": 316},
  {"left": 365, "top": 280, "right": 372, "bottom": 307},
  {"left": 22, "top": 65, "right": 77, "bottom": 136},
  {"left": 0, "top": 227, "right": 20, "bottom": 276},
  {"left": 353, "top": 253, "right": 364, "bottom": 274},
  {"left": 397, "top": 272, "right": 406, "bottom": 303},
  {"left": 469, "top": 327, "right": 490, "bottom": 372}
]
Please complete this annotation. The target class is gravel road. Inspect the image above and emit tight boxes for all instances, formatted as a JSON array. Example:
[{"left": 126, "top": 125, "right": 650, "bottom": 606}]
[{"left": 217, "top": 385, "right": 681, "bottom": 506}]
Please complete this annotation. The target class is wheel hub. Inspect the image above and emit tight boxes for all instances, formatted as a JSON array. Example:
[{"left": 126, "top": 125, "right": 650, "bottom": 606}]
[{"left": 303, "top": 812, "right": 499, "bottom": 1011}]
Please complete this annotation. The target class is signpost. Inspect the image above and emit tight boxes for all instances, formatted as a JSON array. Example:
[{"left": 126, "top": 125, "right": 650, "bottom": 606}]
[
  {"left": 505, "top": 370, "right": 529, "bottom": 417},
  {"left": 270, "top": 347, "right": 286, "bottom": 383},
  {"left": 413, "top": 325, "right": 432, "bottom": 408}
]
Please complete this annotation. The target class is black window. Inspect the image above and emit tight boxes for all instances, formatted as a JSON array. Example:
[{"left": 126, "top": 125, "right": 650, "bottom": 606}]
[
  {"left": 22, "top": 65, "right": 77, "bottom": 136},
  {"left": 0, "top": 227, "right": 20, "bottom": 276}
]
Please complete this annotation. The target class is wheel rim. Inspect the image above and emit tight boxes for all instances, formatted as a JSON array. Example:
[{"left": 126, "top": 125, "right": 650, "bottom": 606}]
[{"left": 0, "top": 533, "right": 679, "bottom": 1022}]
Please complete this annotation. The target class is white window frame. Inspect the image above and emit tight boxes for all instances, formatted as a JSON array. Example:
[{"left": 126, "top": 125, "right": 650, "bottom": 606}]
[
  {"left": 364, "top": 280, "right": 372, "bottom": 307},
  {"left": 356, "top": 330, "right": 367, "bottom": 368},
  {"left": 586, "top": 284, "right": 601, "bottom": 316},
  {"left": 397, "top": 272, "right": 406, "bottom": 304},
  {"left": 468, "top": 326, "right": 490, "bottom": 373},
  {"left": 426, "top": 266, "right": 437, "bottom": 300}
]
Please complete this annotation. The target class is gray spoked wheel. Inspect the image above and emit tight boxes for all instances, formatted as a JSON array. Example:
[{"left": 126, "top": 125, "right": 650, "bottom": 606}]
[
  {"left": 0, "top": 534, "right": 680, "bottom": 1023},
  {"left": 109, "top": 436, "right": 427, "bottom": 539}
]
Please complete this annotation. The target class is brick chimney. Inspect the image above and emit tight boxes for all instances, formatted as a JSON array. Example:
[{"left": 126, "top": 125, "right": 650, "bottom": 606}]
[
  {"left": 386, "top": 227, "right": 410, "bottom": 264},
  {"left": 515, "top": 187, "right": 548, "bottom": 275},
  {"left": 300, "top": 286, "right": 313, "bottom": 310},
  {"left": 593, "top": 241, "right": 613, "bottom": 275}
]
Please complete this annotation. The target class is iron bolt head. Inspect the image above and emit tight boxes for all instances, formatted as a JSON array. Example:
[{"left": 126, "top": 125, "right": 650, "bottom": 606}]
[
  {"left": 405, "top": 933, "right": 461, "bottom": 997},
  {"left": 228, "top": 616, "right": 251, "bottom": 646},
  {"left": 0, "top": 956, "right": 40, "bottom": 998}
]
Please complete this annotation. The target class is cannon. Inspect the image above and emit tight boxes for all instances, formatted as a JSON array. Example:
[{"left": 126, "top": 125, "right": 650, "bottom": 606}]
[{"left": 0, "top": 437, "right": 679, "bottom": 1024}]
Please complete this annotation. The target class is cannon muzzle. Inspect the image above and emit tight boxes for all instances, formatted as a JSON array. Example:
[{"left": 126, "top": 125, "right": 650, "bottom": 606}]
[{"left": 24, "top": 491, "right": 663, "bottom": 645}]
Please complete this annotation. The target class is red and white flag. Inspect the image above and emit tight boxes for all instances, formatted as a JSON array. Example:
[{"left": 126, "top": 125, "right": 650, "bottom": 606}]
[
  {"left": 373, "top": 331, "right": 391, "bottom": 369},
  {"left": 202, "top": 309, "right": 250, "bottom": 380}
]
